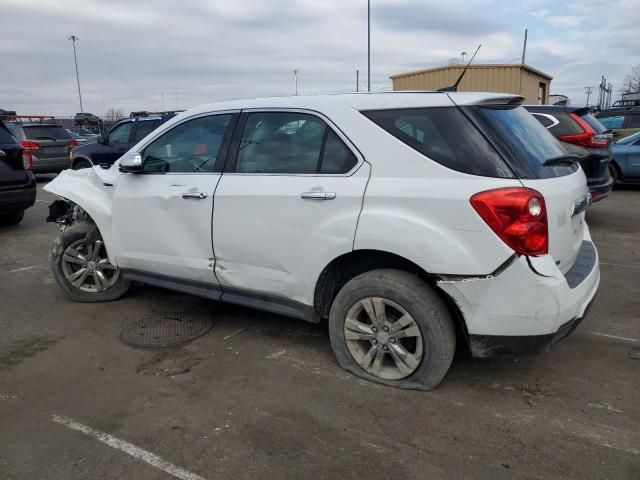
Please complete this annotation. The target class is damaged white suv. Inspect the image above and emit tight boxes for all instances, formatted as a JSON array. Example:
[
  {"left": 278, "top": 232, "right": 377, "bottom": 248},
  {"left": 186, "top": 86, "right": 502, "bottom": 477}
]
[{"left": 45, "top": 92, "right": 600, "bottom": 390}]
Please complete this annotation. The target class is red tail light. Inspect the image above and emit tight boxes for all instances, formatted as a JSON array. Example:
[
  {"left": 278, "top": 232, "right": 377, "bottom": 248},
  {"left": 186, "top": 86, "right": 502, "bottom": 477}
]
[
  {"left": 19, "top": 140, "right": 39, "bottom": 170},
  {"left": 19, "top": 140, "right": 40, "bottom": 150},
  {"left": 470, "top": 187, "right": 548, "bottom": 256},
  {"left": 68, "top": 139, "right": 79, "bottom": 149},
  {"left": 558, "top": 113, "right": 609, "bottom": 148}
]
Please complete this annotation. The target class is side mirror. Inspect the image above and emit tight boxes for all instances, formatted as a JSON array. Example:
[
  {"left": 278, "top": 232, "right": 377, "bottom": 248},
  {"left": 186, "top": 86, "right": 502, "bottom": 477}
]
[
  {"left": 97, "top": 136, "right": 106, "bottom": 145},
  {"left": 119, "top": 152, "right": 143, "bottom": 173}
]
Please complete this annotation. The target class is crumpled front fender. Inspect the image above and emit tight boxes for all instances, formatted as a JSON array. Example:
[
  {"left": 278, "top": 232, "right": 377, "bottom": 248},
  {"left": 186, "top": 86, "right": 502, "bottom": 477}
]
[{"left": 44, "top": 167, "right": 117, "bottom": 263}]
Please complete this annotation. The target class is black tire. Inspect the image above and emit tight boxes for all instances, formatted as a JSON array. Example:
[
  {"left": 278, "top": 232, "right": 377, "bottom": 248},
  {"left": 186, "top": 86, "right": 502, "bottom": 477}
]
[
  {"left": 0, "top": 210, "right": 25, "bottom": 226},
  {"left": 609, "top": 162, "right": 619, "bottom": 184},
  {"left": 329, "top": 269, "right": 456, "bottom": 391},
  {"left": 73, "top": 158, "right": 93, "bottom": 170},
  {"left": 50, "top": 222, "right": 130, "bottom": 302}
]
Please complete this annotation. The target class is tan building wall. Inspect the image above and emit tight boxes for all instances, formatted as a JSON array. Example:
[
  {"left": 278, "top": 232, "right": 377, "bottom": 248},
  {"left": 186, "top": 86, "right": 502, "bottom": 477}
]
[{"left": 390, "top": 64, "right": 552, "bottom": 104}]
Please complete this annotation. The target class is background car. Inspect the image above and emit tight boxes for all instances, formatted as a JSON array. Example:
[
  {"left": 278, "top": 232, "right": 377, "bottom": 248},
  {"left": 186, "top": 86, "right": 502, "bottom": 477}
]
[
  {"left": 526, "top": 105, "right": 613, "bottom": 202},
  {"left": 5, "top": 121, "right": 78, "bottom": 174},
  {"left": 0, "top": 120, "right": 36, "bottom": 226},
  {"left": 611, "top": 131, "right": 640, "bottom": 182},
  {"left": 70, "top": 111, "right": 178, "bottom": 169},
  {"left": 596, "top": 107, "right": 640, "bottom": 139},
  {"left": 66, "top": 129, "right": 87, "bottom": 145},
  {"left": 72, "top": 127, "right": 100, "bottom": 142}
]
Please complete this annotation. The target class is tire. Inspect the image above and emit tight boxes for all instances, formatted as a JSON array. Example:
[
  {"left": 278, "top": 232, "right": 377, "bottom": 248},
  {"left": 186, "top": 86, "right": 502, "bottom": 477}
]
[
  {"left": 609, "top": 162, "right": 619, "bottom": 184},
  {"left": 329, "top": 269, "right": 456, "bottom": 391},
  {"left": 0, "top": 210, "right": 25, "bottom": 226},
  {"left": 73, "top": 158, "right": 93, "bottom": 170},
  {"left": 50, "top": 222, "right": 130, "bottom": 302}
]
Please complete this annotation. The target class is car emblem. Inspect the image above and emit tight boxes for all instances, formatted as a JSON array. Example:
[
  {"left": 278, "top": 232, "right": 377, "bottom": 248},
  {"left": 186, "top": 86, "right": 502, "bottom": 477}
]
[{"left": 571, "top": 191, "right": 592, "bottom": 217}]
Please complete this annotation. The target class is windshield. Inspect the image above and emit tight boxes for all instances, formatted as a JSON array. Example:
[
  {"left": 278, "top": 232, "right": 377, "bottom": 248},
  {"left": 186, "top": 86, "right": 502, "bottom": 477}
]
[
  {"left": 470, "top": 106, "right": 575, "bottom": 179},
  {"left": 617, "top": 131, "right": 640, "bottom": 144},
  {"left": 22, "top": 125, "right": 71, "bottom": 140}
]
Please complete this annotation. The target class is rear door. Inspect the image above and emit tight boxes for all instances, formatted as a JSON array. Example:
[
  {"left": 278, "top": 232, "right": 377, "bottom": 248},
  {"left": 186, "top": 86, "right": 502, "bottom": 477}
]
[
  {"left": 472, "top": 105, "right": 588, "bottom": 273},
  {"left": 212, "top": 110, "right": 369, "bottom": 307}
]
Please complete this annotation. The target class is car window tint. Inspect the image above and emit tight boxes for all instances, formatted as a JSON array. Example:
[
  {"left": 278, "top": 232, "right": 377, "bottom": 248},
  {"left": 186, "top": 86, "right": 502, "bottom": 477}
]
[
  {"left": 320, "top": 129, "right": 358, "bottom": 174},
  {"left": 363, "top": 107, "right": 513, "bottom": 178},
  {"left": 581, "top": 113, "right": 607, "bottom": 134},
  {"left": 142, "top": 114, "right": 232, "bottom": 173},
  {"left": 236, "top": 112, "right": 326, "bottom": 174},
  {"left": 531, "top": 113, "right": 555, "bottom": 128},
  {"left": 133, "top": 120, "right": 159, "bottom": 143},
  {"left": 22, "top": 125, "right": 70, "bottom": 140},
  {"left": 0, "top": 124, "right": 17, "bottom": 144},
  {"left": 598, "top": 116, "right": 624, "bottom": 129},
  {"left": 108, "top": 122, "right": 134, "bottom": 145},
  {"left": 628, "top": 115, "right": 640, "bottom": 128}
]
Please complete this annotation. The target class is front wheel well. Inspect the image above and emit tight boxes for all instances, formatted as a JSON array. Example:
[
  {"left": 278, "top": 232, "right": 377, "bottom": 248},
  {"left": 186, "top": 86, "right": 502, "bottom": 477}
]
[
  {"left": 313, "top": 249, "right": 469, "bottom": 344},
  {"left": 72, "top": 156, "right": 93, "bottom": 169}
]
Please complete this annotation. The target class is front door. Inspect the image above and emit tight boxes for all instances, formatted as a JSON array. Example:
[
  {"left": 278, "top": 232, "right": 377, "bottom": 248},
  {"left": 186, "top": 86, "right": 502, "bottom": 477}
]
[
  {"left": 212, "top": 110, "right": 370, "bottom": 307},
  {"left": 112, "top": 112, "right": 236, "bottom": 284}
]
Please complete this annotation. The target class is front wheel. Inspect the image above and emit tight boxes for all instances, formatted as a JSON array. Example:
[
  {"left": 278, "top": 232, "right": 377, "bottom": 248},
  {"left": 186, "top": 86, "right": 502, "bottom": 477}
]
[
  {"left": 50, "top": 222, "right": 130, "bottom": 302},
  {"left": 609, "top": 162, "right": 619, "bottom": 184},
  {"left": 0, "top": 210, "right": 25, "bottom": 227},
  {"left": 329, "top": 269, "right": 456, "bottom": 391}
]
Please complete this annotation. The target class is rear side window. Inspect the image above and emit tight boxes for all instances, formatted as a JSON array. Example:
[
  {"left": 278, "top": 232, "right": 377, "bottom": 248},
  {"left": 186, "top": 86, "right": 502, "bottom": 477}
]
[
  {"left": 531, "top": 113, "right": 556, "bottom": 128},
  {"left": 22, "top": 125, "right": 70, "bottom": 140},
  {"left": 0, "top": 124, "right": 17, "bottom": 144},
  {"left": 235, "top": 112, "right": 357, "bottom": 174},
  {"left": 598, "top": 115, "right": 625, "bottom": 129},
  {"left": 362, "top": 107, "right": 513, "bottom": 178},
  {"left": 629, "top": 115, "right": 640, "bottom": 128},
  {"left": 133, "top": 120, "right": 160, "bottom": 143}
]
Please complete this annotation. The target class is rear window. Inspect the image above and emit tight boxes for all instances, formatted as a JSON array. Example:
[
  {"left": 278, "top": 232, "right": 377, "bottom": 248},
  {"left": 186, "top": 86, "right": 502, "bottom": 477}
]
[
  {"left": 22, "top": 125, "right": 71, "bottom": 140},
  {"left": 470, "top": 106, "right": 574, "bottom": 179},
  {"left": 362, "top": 107, "right": 513, "bottom": 178},
  {"left": 581, "top": 113, "right": 607, "bottom": 134}
]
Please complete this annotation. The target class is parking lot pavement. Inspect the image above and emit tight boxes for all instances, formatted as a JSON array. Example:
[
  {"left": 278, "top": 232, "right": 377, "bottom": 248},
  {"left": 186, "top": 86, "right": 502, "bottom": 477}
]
[{"left": 1, "top": 177, "right": 639, "bottom": 480}]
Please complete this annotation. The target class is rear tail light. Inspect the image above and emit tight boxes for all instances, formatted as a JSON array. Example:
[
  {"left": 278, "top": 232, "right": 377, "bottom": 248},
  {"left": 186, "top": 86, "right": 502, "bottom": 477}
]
[
  {"left": 19, "top": 140, "right": 39, "bottom": 170},
  {"left": 558, "top": 113, "right": 609, "bottom": 148},
  {"left": 67, "top": 139, "right": 79, "bottom": 149},
  {"left": 470, "top": 187, "right": 548, "bottom": 256}
]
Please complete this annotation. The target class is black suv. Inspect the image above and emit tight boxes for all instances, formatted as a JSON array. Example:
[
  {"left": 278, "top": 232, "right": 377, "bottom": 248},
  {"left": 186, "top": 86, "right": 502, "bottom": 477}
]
[
  {"left": 0, "top": 120, "right": 36, "bottom": 226},
  {"left": 595, "top": 107, "right": 640, "bottom": 140},
  {"left": 70, "top": 111, "right": 180, "bottom": 169},
  {"left": 526, "top": 105, "right": 613, "bottom": 202}
]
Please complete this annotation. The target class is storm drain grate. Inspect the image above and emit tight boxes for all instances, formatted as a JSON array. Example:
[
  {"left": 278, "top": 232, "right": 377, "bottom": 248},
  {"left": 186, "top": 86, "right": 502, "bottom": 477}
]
[{"left": 120, "top": 313, "right": 213, "bottom": 348}]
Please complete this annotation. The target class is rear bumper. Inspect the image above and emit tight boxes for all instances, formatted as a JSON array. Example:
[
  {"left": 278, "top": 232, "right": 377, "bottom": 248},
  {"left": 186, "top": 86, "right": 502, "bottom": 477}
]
[
  {"left": 438, "top": 228, "right": 600, "bottom": 358},
  {"left": 587, "top": 174, "right": 614, "bottom": 203},
  {"left": 0, "top": 174, "right": 36, "bottom": 213},
  {"left": 32, "top": 155, "right": 70, "bottom": 173}
]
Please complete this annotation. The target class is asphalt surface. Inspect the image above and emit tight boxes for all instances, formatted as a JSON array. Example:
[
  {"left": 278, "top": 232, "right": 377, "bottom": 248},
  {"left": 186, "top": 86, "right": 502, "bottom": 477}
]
[{"left": 1, "top": 176, "right": 639, "bottom": 480}]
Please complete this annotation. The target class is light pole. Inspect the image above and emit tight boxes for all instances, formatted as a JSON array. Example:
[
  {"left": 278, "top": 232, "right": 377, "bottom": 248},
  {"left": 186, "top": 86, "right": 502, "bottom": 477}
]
[
  {"left": 294, "top": 69, "right": 298, "bottom": 95},
  {"left": 68, "top": 35, "right": 83, "bottom": 113},
  {"left": 367, "top": 0, "right": 371, "bottom": 92},
  {"left": 585, "top": 86, "right": 593, "bottom": 107}
]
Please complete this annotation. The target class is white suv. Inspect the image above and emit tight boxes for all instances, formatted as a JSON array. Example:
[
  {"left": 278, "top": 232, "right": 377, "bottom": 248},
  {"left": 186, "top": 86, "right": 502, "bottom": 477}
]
[{"left": 45, "top": 92, "right": 600, "bottom": 390}]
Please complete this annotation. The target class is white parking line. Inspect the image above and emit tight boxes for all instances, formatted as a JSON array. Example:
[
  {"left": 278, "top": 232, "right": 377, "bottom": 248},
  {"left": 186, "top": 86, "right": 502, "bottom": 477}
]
[
  {"left": 6, "top": 265, "right": 44, "bottom": 273},
  {"left": 52, "top": 415, "right": 208, "bottom": 480},
  {"left": 588, "top": 332, "right": 640, "bottom": 343}
]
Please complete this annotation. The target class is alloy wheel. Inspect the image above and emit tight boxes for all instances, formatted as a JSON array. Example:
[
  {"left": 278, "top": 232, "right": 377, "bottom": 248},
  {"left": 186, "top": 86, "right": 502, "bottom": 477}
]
[{"left": 61, "top": 238, "right": 120, "bottom": 293}]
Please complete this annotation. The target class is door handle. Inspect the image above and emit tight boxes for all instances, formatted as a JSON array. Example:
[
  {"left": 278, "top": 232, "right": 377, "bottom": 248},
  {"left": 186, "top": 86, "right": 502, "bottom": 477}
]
[
  {"left": 182, "top": 192, "right": 208, "bottom": 199},
  {"left": 301, "top": 191, "right": 336, "bottom": 200}
]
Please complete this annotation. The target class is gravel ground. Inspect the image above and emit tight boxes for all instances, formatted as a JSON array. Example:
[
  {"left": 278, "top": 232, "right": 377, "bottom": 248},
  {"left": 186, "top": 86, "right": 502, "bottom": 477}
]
[{"left": 0, "top": 176, "right": 638, "bottom": 480}]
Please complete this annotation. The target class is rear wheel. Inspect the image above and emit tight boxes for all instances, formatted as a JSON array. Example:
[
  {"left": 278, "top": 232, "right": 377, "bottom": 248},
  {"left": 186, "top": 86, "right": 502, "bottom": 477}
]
[
  {"left": 0, "top": 210, "right": 25, "bottom": 227},
  {"left": 328, "top": 269, "right": 456, "bottom": 391},
  {"left": 50, "top": 222, "right": 130, "bottom": 302},
  {"left": 73, "top": 158, "right": 93, "bottom": 170}
]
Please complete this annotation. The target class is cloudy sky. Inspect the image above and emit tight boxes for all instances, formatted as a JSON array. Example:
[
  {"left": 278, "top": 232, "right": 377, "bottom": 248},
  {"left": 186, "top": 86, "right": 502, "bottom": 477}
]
[{"left": 0, "top": 0, "right": 637, "bottom": 116}]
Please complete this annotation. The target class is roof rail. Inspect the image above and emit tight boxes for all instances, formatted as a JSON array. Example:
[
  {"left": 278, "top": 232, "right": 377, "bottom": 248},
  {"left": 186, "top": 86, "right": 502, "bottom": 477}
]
[
  {"left": 1, "top": 114, "right": 56, "bottom": 123},
  {"left": 129, "top": 110, "right": 185, "bottom": 118}
]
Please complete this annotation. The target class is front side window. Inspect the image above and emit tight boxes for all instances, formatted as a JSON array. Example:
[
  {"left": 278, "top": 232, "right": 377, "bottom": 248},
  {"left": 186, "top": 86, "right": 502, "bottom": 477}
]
[
  {"left": 108, "top": 122, "right": 133, "bottom": 146},
  {"left": 236, "top": 112, "right": 357, "bottom": 174},
  {"left": 142, "top": 114, "right": 232, "bottom": 173}
]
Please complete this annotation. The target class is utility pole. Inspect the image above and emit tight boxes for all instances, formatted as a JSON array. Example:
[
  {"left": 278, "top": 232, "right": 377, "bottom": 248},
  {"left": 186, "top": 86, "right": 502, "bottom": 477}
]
[
  {"left": 367, "top": 0, "right": 371, "bottom": 92},
  {"left": 68, "top": 35, "right": 83, "bottom": 113},
  {"left": 521, "top": 29, "right": 528, "bottom": 64},
  {"left": 356, "top": 69, "right": 359, "bottom": 92},
  {"left": 584, "top": 86, "right": 593, "bottom": 107},
  {"left": 294, "top": 69, "right": 298, "bottom": 96}
]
